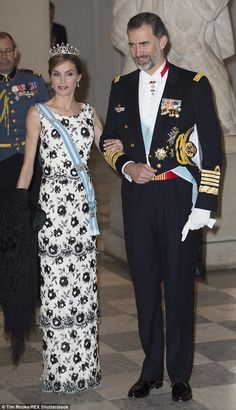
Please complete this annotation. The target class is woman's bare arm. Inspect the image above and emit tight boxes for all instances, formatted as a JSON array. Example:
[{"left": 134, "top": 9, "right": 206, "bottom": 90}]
[
  {"left": 16, "top": 106, "right": 41, "bottom": 189},
  {"left": 93, "top": 107, "right": 124, "bottom": 152}
]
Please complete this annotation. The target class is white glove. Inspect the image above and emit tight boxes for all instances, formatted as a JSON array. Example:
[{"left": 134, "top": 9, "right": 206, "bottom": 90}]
[{"left": 181, "top": 208, "right": 216, "bottom": 242}]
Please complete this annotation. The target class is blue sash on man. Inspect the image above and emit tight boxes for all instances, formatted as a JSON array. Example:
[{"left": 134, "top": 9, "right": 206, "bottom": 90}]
[{"left": 141, "top": 121, "right": 198, "bottom": 207}]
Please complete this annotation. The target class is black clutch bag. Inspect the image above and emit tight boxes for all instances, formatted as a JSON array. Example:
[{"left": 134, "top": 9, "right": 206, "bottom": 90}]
[{"left": 31, "top": 206, "right": 46, "bottom": 232}]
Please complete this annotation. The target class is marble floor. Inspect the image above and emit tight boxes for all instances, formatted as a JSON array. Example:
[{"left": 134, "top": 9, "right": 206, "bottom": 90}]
[{"left": 0, "top": 148, "right": 236, "bottom": 409}]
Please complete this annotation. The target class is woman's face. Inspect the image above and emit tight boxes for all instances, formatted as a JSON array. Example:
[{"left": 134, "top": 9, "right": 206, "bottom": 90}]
[{"left": 51, "top": 60, "right": 81, "bottom": 96}]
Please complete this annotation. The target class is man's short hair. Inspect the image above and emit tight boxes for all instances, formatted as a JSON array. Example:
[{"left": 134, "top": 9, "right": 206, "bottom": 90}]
[
  {"left": 0, "top": 32, "right": 16, "bottom": 49},
  {"left": 127, "top": 12, "right": 168, "bottom": 39}
]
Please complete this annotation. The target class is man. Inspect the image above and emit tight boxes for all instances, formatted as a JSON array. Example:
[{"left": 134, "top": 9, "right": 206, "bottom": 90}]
[
  {"left": 100, "top": 13, "right": 222, "bottom": 402},
  {"left": 0, "top": 32, "right": 49, "bottom": 219},
  {"left": 49, "top": 1, "right": 68, "bottom": 47},
  {"left": 111, "top": 0, "right": 236, "bottom": 136}
]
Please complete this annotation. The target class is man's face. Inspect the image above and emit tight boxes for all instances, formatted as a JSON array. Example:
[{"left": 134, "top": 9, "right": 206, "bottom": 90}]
[
  {"left": 0, "top": 36, "right": 17, "bottom": 74},
  {"left": 128, "top": 24, "right": 167, "bottom": 74}
]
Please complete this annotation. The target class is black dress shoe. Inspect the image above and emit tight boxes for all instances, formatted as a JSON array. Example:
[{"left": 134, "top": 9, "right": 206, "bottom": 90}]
[
  {"left": 128, "top": 378, "right": 163, "bottom": 398},
  {"left": 172, "top": 382, "right": 192, "bottom": 401}
]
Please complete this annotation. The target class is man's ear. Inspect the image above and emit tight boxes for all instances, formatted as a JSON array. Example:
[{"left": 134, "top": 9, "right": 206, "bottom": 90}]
[
  {"left": 13, "top": 47, "right": 18, "bottom": 59},
  {"left": 160, "top": 35, "right": 168, "bottom": 51}
]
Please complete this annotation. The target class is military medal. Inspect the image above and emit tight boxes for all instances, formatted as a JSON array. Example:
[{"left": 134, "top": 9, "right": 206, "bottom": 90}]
[
  {"left": 115, "top": 104, "right": 125, "bottom": 113},
  {"left": 149, "top": 80, "right": 156, "bottom": 96},
  {"left": 161, "top": 98, "right": 182, "bottom": 117},
  {"left": 154, "top": 148, "right": 167, "bottom": 160},
  {"left": 167, "top": 127, "right": 180, "bottom": 145},
  {"left": 12, "top": 82, "right": 38, "bottom": 100}
]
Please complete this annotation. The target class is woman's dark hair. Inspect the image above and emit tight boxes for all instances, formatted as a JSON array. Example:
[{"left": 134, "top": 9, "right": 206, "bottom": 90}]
[
  {"left": 48, "top": 54, "right": 82, "bottom": 76},
  {"left": 127, "top": 12, "right": 168, "bottom": 39}
]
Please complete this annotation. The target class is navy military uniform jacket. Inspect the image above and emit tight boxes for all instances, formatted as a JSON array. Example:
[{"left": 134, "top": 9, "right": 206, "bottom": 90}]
[
  {"left": 0, "top": 67, "right": 49, "bottom": 161},
  {"left": 100, "top": 63, "right": 222, "bottom": 212}
]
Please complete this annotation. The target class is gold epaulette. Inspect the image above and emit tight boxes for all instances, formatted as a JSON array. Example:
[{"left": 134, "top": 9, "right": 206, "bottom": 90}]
[
  {"left": 103, "top": 150, "right": 123, "bottom": 171},
  {"left": 21, "top": 68, "right": 42, "bottom": 77},
  {"left": 33, "top": 71, "right": 42, "bottom": 77},
  {"left": 113, "top": 75, "right": 121, "bottom": 83},
  {"left": 193, "top": 73, "right": 204, "bottom": 82},
  {"left": 199, "top": 166, "right": 221, "bottom": 196}
]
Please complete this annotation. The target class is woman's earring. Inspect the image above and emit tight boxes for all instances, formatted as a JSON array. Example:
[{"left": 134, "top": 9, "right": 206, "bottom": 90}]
[
  {"left": 77, "top": 81, "right": 80, "bottom": 88},
  {"left": 51, "top": 84, "right": 54, "bottom": 89}
]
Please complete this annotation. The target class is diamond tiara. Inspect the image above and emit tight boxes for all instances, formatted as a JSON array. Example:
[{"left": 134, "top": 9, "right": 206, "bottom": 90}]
[{"left": 49, "top": 43, "right": 80, "bottom": 56}]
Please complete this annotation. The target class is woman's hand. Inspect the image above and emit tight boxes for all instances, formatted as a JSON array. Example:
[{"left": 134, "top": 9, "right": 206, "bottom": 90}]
[{"left": 103, "top": 138, "right": 124, "bottom": 152}]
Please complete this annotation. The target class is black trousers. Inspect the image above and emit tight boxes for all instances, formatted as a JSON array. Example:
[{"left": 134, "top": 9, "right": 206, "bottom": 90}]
[
  {"left": 0, "top": 153, "right": 42, "bottom": 220},
  {"left": 122, "top": 177, "right": 201, "bottom": 383}
]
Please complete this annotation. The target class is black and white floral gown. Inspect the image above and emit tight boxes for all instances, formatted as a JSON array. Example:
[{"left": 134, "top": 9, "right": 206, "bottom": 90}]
[{"left": 37, "top": 103, "right": 101, "bottom": 394}]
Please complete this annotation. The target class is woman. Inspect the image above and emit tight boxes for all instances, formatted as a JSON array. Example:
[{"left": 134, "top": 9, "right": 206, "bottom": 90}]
[{"left": 16, "top": 45, "right": 122, "bottom": 393}]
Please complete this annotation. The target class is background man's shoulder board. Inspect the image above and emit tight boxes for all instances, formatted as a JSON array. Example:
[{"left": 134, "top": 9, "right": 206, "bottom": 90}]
[
  {"left": 113, "top": 75, "right": 121, "bottom": 83},
  {"left": 193, "top": 73, "right": 204, "bottom": 82},
  {"left": 21, "top": 69, "right": 42, "bottom": 77}
]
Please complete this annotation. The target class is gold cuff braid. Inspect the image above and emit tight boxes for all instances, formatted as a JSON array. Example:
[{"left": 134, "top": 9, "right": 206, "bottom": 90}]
[
  {"left": 103, "top": 150, "right": 124, "bottom": 171},
  {"left": 199, "top": 166, "right": 221, "bottom": 196}
]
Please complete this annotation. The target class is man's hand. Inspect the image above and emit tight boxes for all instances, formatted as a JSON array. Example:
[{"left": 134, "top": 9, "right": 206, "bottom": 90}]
[
  {"left": 103, "top": 139, "right": 124, "bottom": 152},
  {"left": 124, "top": 162, "right": 156, "bottom": 184},
  {"left": 181, "top": 208, "right": 216, "bottom": 241}
]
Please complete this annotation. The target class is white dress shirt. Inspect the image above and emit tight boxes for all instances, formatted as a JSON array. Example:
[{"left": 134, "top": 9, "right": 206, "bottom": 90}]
[
  {"left": 123, "top": 60, "right": 168, "bottom": 178},
  {"left": 139, "top": 60, "right": 168, "bottom": 163}
]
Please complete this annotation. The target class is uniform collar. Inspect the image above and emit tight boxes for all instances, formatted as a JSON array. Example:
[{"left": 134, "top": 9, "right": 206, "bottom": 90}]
[
  {"left": 0, "top": 66, "right": 17, "bottom": 82},
  {"left": 140, "top": 60, "right": 168, "bottom": 84}
]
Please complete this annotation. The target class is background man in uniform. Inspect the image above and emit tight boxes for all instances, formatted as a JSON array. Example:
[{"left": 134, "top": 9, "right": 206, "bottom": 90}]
[
  {"left": 49, "top": 1, "right": 68, "bottom": 47},
  {"left": 100, "top": 13, "right": 222, "bottom": 402},
  {"left": 0, "top": 32, "right": 49, "bottom": 220}
]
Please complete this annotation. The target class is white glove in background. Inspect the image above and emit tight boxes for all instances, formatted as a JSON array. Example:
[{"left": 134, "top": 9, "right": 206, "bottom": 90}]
[{"left": 181, "top": 208, "right": 216, "bottom": 242}]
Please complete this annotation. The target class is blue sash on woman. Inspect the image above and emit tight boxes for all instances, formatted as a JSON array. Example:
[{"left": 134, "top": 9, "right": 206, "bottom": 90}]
[{"left": 36, "top": 103, "right": 99, "bottom": 236}]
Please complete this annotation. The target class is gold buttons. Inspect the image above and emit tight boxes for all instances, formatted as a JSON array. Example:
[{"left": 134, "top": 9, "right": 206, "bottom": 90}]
[
  {"left": 11, "top": 109, "right": 15, "bottom": 113},
  {"left": 149, "top": 154, "right": 152, "bottom": 158},
  {"left": 10, "top": 100, "right": 14, "bottom": 105},
  {"left": 13, "top": 119, "right": 16, "bottom": 123},
  {"left": 14, "top": 128, "right": 17, "bottom": 132},
  {"left": 157, "top": 163, "right": 162, "bottom": 169},
  {"left": 15, "top": 137, "right": 19, "bottom": 141},
  {"left": 124, "top": 124, "right": 128, "bottom": 129},
  {"left": 130, "top": 143, "right": 134, "bottom": 148}
]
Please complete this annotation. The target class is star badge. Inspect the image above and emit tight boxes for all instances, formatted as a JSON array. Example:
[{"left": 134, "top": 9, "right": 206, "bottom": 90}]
[{"left": 115, "top": 104, "right": 125, "bottom": 113}]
